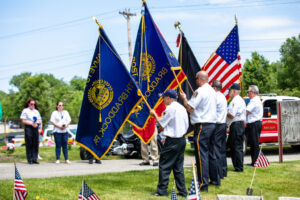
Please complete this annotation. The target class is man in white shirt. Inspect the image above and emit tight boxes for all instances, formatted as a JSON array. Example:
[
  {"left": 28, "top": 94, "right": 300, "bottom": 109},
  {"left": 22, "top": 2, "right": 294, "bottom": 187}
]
[
  {"left": 246, "top": 85, "right": 263, "bottom": 166},
  {"left": 150, "top": 89, "right": 188, "bottom": 197},
  {"left": 180, "top": 71, "right": 217, "bottom": 192},
  {"left": 211, "top": 80, "right": 228, "bottom": 180},
  {"left": 227, "top": 83, "right": 246, "bottom": 172}
]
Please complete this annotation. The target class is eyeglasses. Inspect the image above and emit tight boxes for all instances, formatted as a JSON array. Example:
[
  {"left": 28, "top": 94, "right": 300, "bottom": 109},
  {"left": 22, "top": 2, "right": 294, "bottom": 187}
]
[
  {"left": 58, "top": 105, "right": 63, "bottom": 107},
  {"left": 29, "top": 103, "right": 35, "bottom": 106}
]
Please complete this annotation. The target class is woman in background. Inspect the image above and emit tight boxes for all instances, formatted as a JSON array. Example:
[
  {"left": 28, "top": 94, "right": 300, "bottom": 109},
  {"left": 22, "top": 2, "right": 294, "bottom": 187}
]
[
  {"left": 50, "top": 101, "right": 71, "bottom": 164},
  {"left": 20, "top": 98, "right": 42, "bottom": 164}
]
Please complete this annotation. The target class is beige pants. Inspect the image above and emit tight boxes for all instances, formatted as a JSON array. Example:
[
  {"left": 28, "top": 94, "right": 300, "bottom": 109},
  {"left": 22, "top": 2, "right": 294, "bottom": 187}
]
[{"left": 140, "top": 127, "right": 159, "bottom": 163}]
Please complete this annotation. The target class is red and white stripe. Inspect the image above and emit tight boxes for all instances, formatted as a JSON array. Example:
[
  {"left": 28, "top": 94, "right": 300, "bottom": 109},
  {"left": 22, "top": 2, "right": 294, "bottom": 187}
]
[
  {"left": 203, "top": 52, "right": 241, "bottom": 99},
  {"left": 254, "top": 152, "right": 270, "bottom": 167},
  {"left": 14, "top": 180, "right": 27, "bottom": 200}
]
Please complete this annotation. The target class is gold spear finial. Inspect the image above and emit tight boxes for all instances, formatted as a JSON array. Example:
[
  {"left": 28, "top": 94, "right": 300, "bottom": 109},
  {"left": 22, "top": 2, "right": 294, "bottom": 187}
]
[
  {"left": 92, "top": 16, "right": 103, "bottom": 28},
  {"left": 235, "top": 14, "right": 238, "bottom": 25}
]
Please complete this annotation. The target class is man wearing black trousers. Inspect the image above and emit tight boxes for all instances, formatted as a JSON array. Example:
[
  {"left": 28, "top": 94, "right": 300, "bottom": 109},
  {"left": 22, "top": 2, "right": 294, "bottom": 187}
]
[
  {"left": 150, "top": 89, "right": 188, "bottom": 197},
  {"left": 211, "top": 80, "right": 228, "bottom": 180},
  {"left": 227, "top": 83, "right": 246, "bottom": 172},
  {"left": 180, "top": 71, "right": 217, "bottom": 192},
  {"left": 246, "top": 85, "right": 263, "bottom": 166}
]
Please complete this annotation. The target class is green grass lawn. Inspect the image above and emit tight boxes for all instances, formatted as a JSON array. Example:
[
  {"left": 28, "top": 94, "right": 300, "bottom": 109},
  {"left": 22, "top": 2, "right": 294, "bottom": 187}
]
[{"left": 0, "top": 161, "right": 300, "bottom": 200}]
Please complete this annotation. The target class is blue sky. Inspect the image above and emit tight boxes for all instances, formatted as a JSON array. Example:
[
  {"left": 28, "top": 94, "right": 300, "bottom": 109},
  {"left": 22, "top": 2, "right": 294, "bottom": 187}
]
[{"left": 0, "top": 0, "right": 299, "bottom": 93}]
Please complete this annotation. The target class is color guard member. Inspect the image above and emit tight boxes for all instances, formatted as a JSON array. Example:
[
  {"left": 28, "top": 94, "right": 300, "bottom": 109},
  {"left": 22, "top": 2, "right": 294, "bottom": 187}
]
[
  {"left": 246, "top": 85, "right": 263, "bottom": 166},
  {"left": 180, "top": 71, "right": 217, "bottom": 191},
  {"left": 151, "top": 89, "right": 188, "bottom": 197},
  {"left": 227, "top": 83, "right": 246, "bottom": 172}
]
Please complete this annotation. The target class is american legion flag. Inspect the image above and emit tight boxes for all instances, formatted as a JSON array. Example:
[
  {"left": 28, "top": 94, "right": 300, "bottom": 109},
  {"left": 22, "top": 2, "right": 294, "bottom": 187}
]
[
  {"left": 14, "top": 166, "right": 28, "bottom": 200},
  {"left": 254, "top": 151, "right": 270, "bottom": 168},
  {"left": 78, "top": 181, "right": 100, "bottom": 200},
  {"left": 188, "top": 177, "right": 201, "bottom": 200},
  {"left": 202, "top": 24, "right": 242, "bottom": 99}
]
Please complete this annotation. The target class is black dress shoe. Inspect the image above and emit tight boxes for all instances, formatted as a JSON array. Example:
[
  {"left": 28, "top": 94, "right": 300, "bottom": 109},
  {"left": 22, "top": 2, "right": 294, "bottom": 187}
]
[
  {"left": 28, "top": 161, "right": 32, "bottom": 164},
  {"left": 200, "top": 187, "right": 208, "bottom": 192},
  {"left": 139, "top": 162, "right": 150, "bottom": 166},
  {"left": 209, "top": 181, "right": 220, "bottom": 186},
  {"left": 151, "top": 192, "right": 168, "bottom": 196},
  {"left": 89, "top": 160, "right": 93, "bottom": 164},
  {"left": 95, "top": 160, "right": 102, "bottom": 164},
  {"left": 153, "top": 162, "right": 159, "bottom": 166},
  {"left": 32, "top": 161, "right": 39, "bottom": 164},
  {"left": 247, "top": 163, "right": 254, "bottom": 167},
  {"left": 233, "top": 169, "right": 243, "bottom": 172}
]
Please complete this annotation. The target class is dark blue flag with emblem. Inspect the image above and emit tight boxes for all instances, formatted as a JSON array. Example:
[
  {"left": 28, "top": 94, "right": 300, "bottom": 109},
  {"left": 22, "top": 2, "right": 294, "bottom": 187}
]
[
  {"left": 76, "top": 23, "right": 142, "bottom": 160},
  {"left": 128, "top": 1, "right": 186, "bottom": 143}
]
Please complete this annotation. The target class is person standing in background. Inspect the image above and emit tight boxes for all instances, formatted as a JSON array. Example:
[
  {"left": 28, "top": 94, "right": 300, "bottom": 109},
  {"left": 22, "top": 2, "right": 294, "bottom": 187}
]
[
  {"left": 246, "top": 85, "right": 263, "bottom": 166},
  {"left": 50, "top": 101, "right": 71, "bottom": 164},
  {"left": 20, "top": 99, "right": 42, "bottom": 164}
]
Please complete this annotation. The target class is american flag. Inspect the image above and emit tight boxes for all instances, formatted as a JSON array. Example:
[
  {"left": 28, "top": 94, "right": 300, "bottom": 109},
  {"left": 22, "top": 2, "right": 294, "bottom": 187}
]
[
  {"left": 78, "top": 181, "right": 100, "bottom": 200},
  {"left": 202, "top": 25, "right": 242, "bottom": 99},
  {"left": 171, "top": 187, "right": 178, "bottom": 200},
  {"left": 254, "top": 151, "right": 270, "bottom": 168},
  {"left": 187, "top": 177, "right": 201, "bottom": 200},
  {"left": 14, "top": 166, "right": 28, "bottom": 200}
]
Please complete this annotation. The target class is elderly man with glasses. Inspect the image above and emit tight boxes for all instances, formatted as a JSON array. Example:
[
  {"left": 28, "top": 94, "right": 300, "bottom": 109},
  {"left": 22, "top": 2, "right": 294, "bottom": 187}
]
[{"left": 246, "top": 85, "right": 263, "bottom": 166}]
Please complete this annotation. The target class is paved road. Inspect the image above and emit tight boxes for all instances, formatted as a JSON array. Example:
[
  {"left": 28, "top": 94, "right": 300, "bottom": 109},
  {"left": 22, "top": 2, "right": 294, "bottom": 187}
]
[{"left": 1, "top": 154, "right": 300, "bottom": 180}]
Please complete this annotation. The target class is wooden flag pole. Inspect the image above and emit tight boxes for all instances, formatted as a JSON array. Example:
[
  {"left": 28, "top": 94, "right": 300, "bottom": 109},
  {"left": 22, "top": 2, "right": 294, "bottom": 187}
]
[
  {"left": 192, "top": 161, "right": 199, "bottom": 200},
  {"left": 137, "top": 89, "right": 162, "bottom": 128},
  {"left": 13, "top": 160, "right": 16, "bottom": 200},
  {"left": 81, "top": 176, "right": 84, "bottom": 199},
  {"left": 170, "top": 67, "right": 183, "bottom": 93}
]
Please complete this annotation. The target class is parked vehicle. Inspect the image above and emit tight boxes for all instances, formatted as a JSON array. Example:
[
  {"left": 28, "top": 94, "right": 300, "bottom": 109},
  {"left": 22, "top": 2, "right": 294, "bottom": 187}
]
[
  {"left": 42, "top": 124, "right": 77, "bottom": 146},
  {"left": 80, "top": 129, "right": 164, "bottom": 160}
]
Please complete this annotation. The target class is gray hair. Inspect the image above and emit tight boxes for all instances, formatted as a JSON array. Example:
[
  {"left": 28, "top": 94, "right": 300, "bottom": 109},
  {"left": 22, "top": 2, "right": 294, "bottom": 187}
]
[
  {"left": 249, "top": 85, "right": 259, "bottom": 94},
  {"left": 211, "top": 80, "right": 222, "bottom": 91}
]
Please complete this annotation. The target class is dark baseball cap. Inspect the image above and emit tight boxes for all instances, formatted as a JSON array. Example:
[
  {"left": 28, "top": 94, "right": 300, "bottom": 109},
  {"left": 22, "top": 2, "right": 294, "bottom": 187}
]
[
  {"left": 228, "top": 83, "right": 241, "bottom": 91},
  {"left": 159, "top": 89, "right": 177, "bottom": 99}
]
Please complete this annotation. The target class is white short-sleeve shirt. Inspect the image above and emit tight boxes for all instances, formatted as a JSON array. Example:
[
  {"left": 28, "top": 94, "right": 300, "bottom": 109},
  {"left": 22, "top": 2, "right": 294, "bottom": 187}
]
[
  {"left": 246, "top": 96, "right": 263, "bottom": 123},
  {"left": 188, "top": 83, "right": 217, "bottom": 124},
  {"left": 50, "top": 110, "right": 71, "bottom": 133},
  {"left": 216, "top": 91, "right": 227, "bottom": 124},
  {"left": 158, "top": 101, "right": 189, "bottom": 138},
  {"left": 227, "top": 95, "right": 246, "bottom": 122},
  {"left": 20, "top": 108, "right": 42, "bottom": 123}
]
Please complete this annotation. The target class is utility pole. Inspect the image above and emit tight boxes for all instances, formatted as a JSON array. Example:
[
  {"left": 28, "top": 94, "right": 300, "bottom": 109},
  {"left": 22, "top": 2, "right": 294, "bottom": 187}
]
[{"left": 119, "top": 9, "right": 136, "bottom": 67}]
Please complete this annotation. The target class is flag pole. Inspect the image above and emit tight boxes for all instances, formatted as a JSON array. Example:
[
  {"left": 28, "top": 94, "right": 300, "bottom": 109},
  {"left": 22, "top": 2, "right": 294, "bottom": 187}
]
[
  {"left": 170, "top": 67, "right": 183, "bottom": 93},
  {"left": 137, "top": 89, "right": 162, "bottom": 128},
  {"left": 174, "top": 22, "right": 195, "bottom": 94},
  {"left": 192, "top": 161, "right": 200, "bottom": 200},
  {"left": 81, "top": 176, "right": 84, "bottom": 199},
  {"left": 13, "top": 160, "right": 16, "bottom": 200},
  {"left": 247, "top": 146, "right": 262, "bottom": 195},
  {"left": 92, "top": 16, "right": 103, "bottom": 123}
]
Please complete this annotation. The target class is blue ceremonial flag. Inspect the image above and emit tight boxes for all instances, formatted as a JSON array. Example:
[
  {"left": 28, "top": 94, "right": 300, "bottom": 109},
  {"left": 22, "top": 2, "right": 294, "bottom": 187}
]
[
  {"left": 128, "top": 1, "right": 186, "bottom": 141},
  {"left": 76, "top": 24, "right": 142, "bottom": 160}
]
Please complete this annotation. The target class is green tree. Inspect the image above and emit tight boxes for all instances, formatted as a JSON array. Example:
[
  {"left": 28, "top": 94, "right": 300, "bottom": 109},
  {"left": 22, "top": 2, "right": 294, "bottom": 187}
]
[
  {"left": 9, "top": 72, "right": 32, "bottom": 89},
  {"left": 242, "top": 52, "right": 274, "bottom": 95},
  {"left": 16, "top": 75, "right": 52, "bottom": 124},
  {"left": 70, "top": 76, "right": 86, "bottom": 91},
  {"left": 277, "top": 34, "right": 300, "bottom": 90}
]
